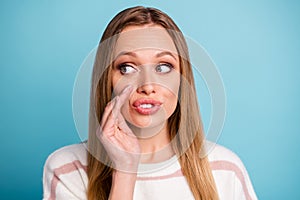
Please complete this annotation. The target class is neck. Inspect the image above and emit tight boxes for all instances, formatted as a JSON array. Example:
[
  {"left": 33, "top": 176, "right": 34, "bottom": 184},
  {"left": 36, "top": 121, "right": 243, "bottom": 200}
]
[{"left": 129, "top": 121, "right": 175, "bottom": 163}]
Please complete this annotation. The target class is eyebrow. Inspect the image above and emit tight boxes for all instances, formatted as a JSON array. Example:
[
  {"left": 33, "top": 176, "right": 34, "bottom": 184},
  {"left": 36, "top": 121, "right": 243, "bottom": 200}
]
[
  {"left": 115, "top": 51, "right": 137, "bottom": 59},
  {"left": 155, "top": 51, "right": 178, "bottom": 61},
  {"left": 114, "top": 51, "right": 178, "bottom": 61}
]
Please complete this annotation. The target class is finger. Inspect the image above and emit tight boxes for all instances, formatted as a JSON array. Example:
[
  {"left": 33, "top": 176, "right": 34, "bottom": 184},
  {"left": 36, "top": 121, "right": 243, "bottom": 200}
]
[
  {"left": 113, "top": 130, "right": 138, "bottom": 153},
  {"left": 101, "top": 126, "right": 133, "bottom": 153},
  {"left": 112, "top": 85, "right": 133, "bottom": 122},
  {"left": 96, "top": 119, "right": 114, "bottom": 138},
  {"left": 100, "top": 98, "right": 123, "bottom": 138},
  {"left": 114, "top": 85, "right": 133, "bottom": 111},
  {"left": 111, "top": 97, "right": 135, "bottom": 137},
  {"left": 100, "top": 129, "right": 123, "bottom": 151},
  {"left": 101, "top": 112, "right": 118, "bottom": 136},
  {"left": 102, "top": 85, "right": 132, "bottom": 131},
  {"left": 117, "top": 113, "right": 134, "bottom": 136},
  {"left": 100, "top": 98, "right": 117, "bottom": 128}
]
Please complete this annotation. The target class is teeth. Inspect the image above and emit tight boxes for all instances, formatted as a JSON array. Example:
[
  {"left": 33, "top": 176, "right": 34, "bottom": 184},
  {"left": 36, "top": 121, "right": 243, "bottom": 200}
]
[{"left": 139, "top": 104, "right": 153, "bottom": 108}]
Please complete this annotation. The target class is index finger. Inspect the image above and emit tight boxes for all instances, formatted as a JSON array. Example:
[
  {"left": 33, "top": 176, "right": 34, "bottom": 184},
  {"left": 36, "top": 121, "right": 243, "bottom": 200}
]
[{"left": 115, "top": 85, "right": 133, "bottom": 110}]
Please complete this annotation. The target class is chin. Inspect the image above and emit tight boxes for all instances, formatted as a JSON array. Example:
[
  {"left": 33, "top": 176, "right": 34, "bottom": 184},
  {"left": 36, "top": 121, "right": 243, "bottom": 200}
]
[
  {"left": 127, "top": 115, "right": 165, "bottom": 129},
  {"left": 127, "top": 117, "right": 167, "bottom": 139}
]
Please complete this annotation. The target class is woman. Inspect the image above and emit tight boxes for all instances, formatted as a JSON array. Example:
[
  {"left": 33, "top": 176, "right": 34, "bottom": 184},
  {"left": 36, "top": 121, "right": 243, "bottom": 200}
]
[{"left": 43, "top": 6, "right": 257, "bottom": 200}]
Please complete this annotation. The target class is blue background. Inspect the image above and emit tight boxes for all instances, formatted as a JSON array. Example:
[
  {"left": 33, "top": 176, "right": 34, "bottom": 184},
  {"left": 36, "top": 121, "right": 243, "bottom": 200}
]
[{"left": 1, "top": 0, "right": 299, "bottom": 199}]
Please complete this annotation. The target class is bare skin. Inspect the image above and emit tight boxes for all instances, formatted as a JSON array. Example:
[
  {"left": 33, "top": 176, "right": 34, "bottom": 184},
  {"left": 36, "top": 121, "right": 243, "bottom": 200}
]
[
  {"left": 97, "top": 86, "right": 140, "bottom": 200},
  {"left": 98, "top": 25, "right": 180, "bottom": 200}
]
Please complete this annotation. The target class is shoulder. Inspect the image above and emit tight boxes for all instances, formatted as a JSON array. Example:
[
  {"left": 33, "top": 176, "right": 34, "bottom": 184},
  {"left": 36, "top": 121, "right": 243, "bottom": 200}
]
[
  {"left": 207, "top": 142, "right": 248, "bottom": 178},
  {"left": 43, "top": 143, "right": 88, "bottom": 200},
  {"left": 207, "top": 143, "right": 243, "bottom": 165},
  {"left": 206, "top": 143, "right": 258, "bottom": 200},
  {"left": 44, "top": 142, "right": 88, "bottom": 170}
]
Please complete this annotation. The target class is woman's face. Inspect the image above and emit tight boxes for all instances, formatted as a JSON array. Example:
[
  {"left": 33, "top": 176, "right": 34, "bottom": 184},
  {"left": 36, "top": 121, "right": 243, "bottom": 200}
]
[{"left": 111, "top": 25, "right": 180, "bottom": 135}]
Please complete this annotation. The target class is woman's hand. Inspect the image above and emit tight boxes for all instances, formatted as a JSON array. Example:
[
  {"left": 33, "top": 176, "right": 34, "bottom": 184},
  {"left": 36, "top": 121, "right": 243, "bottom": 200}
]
[{"left": 97, "top": 85, "right": 141, "bottom": 173}]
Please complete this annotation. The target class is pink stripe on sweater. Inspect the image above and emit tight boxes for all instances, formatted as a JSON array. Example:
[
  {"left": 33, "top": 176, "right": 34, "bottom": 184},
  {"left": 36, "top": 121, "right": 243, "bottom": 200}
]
[
  {"left": 136, "top": 160, "right": 252, "bottom": 200},
  {"left": 137, "top": 169, "right": 183, "bottom": 181},
  {"left": 48, "top": 160, "right": 251, "bottom": 200},
  {"left": 210, "top": 160, "right": 252, "bottom": 200},
  {"left": 49, "top": 160, "right": 87, "bottom": 200}
]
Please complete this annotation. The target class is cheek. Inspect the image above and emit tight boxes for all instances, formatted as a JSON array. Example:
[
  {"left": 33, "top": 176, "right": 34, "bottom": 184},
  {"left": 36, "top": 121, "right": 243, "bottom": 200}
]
[
  {"left": 161, "top": 73, "right": 180, "bottom": 98},
  {"left": 112, "top": 72, "right": 137, "bottom": 95},
  {"left": 163, "top": 88, "right": 179, "bottom": 115},
  {"left": 162, "top": 78, "right": 180, "bottom": 115}
]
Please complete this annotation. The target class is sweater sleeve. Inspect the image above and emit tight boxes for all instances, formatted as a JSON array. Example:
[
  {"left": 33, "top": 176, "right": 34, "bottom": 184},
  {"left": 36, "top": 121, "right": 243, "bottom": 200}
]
[
  {"left": 42, "top": 144, "right": 88, "bottom": 200},
  {"left": 232, "top": 154, "right": 257, "bottom": 200},
  {"left": 208, "top": 144, "right": 258, "bottom": 200}
]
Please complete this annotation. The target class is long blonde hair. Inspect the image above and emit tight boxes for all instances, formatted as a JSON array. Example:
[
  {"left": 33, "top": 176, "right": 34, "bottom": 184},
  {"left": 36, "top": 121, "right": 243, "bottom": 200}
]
[{"left": 87, "top": 6, "right": 219, "bottom": 200}]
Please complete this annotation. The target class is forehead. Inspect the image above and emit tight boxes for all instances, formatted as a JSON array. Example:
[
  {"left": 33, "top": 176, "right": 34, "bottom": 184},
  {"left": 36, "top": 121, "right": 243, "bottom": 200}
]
[{"left": 113, "top": 25, "right": 178, "bottom": 59}]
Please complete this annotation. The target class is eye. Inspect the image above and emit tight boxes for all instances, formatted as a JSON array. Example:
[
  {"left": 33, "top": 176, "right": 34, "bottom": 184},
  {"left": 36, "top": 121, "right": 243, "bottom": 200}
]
[
  {"left": 118, "top": 64, "right": 137, "bottom": 75},
  {"left": 155, "top": 63, "right": 173, "bottom": 73}
]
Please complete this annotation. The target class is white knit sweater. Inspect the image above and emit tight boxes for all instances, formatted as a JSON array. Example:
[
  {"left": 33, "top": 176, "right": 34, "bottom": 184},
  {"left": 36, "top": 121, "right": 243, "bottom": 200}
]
[{"left": 43, "top": 143, "right": 257, "bottom": 200}]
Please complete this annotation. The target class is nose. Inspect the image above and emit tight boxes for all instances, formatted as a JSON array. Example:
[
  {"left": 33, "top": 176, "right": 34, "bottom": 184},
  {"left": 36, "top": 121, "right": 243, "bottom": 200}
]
[
  {"left": 136, "top": 67, "right": 156, "bottom": 95},
  {"left": 137, "top": 83, "right": 155, "bottom": 95}
]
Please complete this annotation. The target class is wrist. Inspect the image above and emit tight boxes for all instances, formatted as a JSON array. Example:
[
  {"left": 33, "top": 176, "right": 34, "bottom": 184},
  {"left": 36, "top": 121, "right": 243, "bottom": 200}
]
[
  {"left": 109, "top": 170, "right": 137, "bottom": 200},
  {"left": 112, "top": 170, "right": 137, "bottom": 183}
]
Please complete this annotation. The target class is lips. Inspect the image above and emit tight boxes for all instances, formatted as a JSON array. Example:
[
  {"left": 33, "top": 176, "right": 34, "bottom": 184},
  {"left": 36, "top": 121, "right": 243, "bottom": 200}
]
[{"left": 132, "top": 99, "right": 162, "bottom": 115}]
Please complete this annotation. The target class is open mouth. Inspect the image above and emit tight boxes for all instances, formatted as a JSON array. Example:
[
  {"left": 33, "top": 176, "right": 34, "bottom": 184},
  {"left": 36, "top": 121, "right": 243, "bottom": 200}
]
[
  {"left": 138, "top": 104, "right": 154, "bottom": 108},
  {"left": 132, "top": 99, "right": 162, "bottom": 115}
]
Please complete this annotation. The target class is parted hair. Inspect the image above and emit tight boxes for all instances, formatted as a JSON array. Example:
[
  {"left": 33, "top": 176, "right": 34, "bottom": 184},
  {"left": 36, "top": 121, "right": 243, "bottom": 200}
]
[{"left": 87, "top": 6, "right": 219, "bottom": 200}]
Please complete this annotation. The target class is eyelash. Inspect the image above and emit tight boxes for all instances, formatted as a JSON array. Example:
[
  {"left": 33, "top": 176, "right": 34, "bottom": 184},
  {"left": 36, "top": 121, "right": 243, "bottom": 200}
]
[
  {"left": 116, "top": 62, "right": 174, "bottom": 75},
  {"left": 117, "top": 63, "right": 137, "bottom": 75},
  {"left": 156, "top": 63, "right": 174, "bottom": 73}
]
